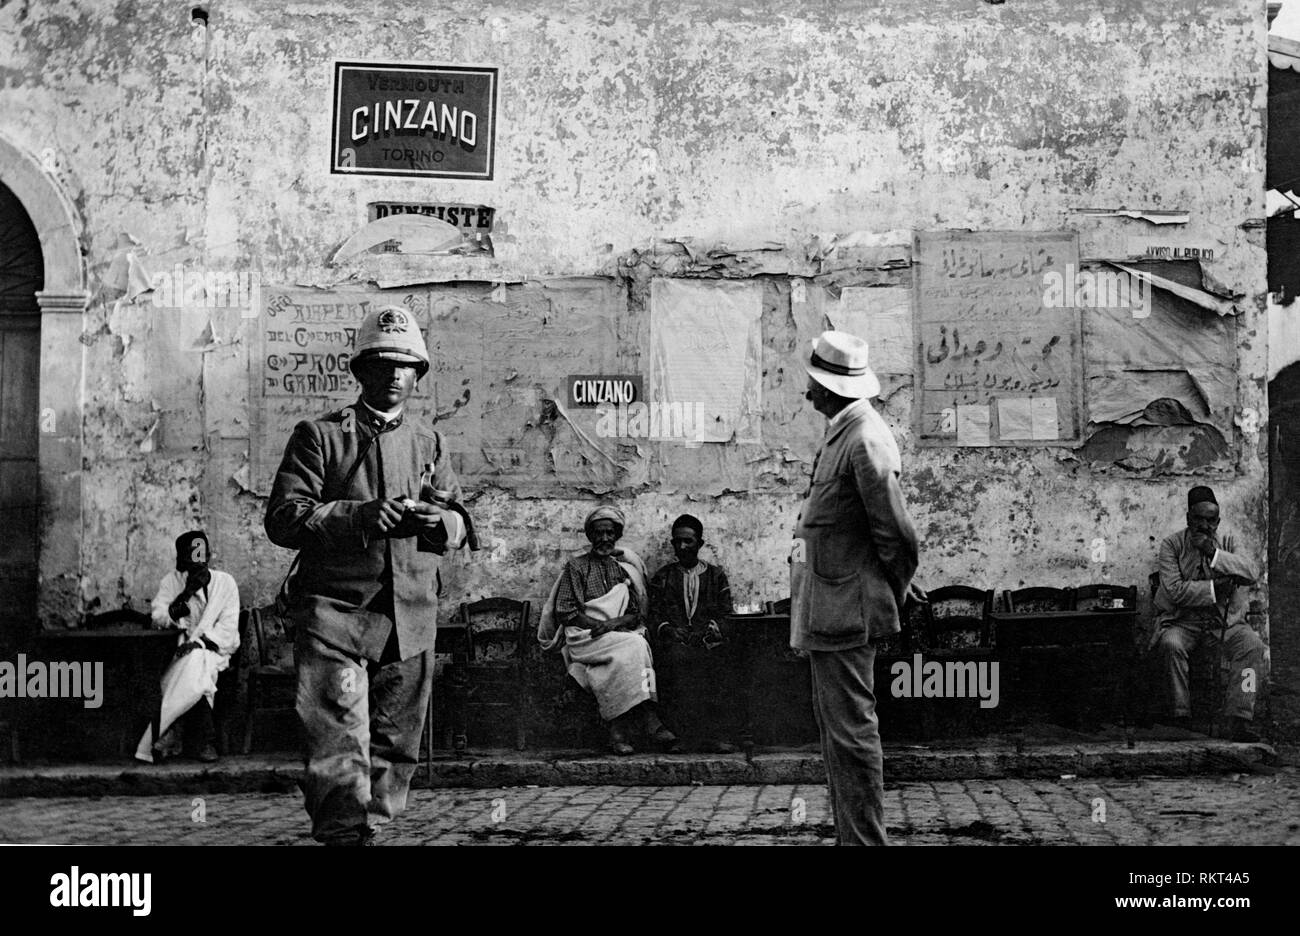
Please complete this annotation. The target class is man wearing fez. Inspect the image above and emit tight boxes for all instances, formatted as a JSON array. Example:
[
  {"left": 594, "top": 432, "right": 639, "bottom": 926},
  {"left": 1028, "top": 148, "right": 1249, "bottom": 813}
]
[
  {"left": 791, "top": 331, "right": 920, "bottom": 845},
  {"left": 265, "top": 304, "right": 471, "bottom": 846},
  {"left": 135, "top": 531, "right": 240, "bottom": 764},
  {"left": 1152, "top": 485, "right": 1266, "bottom": 742},
  {"left": 649, "top": 513, "right": 738, "bottom": 752}
]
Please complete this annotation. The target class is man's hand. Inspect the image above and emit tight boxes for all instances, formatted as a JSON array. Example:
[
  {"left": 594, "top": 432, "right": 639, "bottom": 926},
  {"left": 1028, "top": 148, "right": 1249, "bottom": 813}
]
[
  {"left": 588, "top": 613, "right": 638, "bottom": 638},
  {"left": 168, "top": 594, "right": 193, "bottom": 622},
  {"left": 1191, "top": 532, "right": 1217, "bottom": 558},
  {"left": 174, "top": 640, "right": 203, "bottom": 659},
  {"left": 904, "top": 583, "right": 929, "bottom": 606},
  {"left": 388, "top": 501, "right": 447, "bottom": 539},
  {"left": 356, "top": 498, "right": 408, "bottom": 537},
  {"left": 1213, "top": 574, "right": 1239, "bottom": 599}
]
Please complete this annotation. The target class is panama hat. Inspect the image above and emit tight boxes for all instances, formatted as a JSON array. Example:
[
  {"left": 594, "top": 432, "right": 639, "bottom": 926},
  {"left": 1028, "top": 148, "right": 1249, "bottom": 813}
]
[{"left": 805, "top": 330, "right": 880, "bottom": 399}]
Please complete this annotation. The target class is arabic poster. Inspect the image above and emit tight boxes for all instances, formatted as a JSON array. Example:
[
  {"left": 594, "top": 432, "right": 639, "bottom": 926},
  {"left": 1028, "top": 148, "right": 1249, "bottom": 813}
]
[{"left": 912, "top": 231, "right": 1082, "bottom": 446}]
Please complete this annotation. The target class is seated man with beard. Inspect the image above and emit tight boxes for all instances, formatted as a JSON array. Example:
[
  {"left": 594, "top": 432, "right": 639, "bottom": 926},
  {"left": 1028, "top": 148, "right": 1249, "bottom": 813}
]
[{"left": 539, "top": 505, "right": 679, "bottom": 754}]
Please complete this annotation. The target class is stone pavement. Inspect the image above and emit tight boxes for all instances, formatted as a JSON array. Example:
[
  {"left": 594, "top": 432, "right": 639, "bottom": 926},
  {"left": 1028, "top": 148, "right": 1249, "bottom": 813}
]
[
  {"left": 2, "top": 768, "right": 1299, "bottom": 845},
  {"left": 0, "top": 734, "right": 1280, "bottom": 797}
]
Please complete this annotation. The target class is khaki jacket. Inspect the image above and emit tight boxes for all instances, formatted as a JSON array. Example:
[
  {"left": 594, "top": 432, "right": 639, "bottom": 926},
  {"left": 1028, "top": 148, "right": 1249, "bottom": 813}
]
[
  {"left": 789, "top": 398, "right": 919, "bottom": 652},
  {"left": 264, "top": 401, "right": 463, "bottom": 661}
]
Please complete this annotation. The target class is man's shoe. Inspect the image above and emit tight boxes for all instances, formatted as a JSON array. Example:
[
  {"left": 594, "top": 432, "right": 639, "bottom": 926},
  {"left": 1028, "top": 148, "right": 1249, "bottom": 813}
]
[
  {"left": 1227, "top": 717, "right": 1262, "bottom": 743},
  {"left": 608, "top": 722, "right": 635, "bottom": 755},
  {"left": 650, "top": 725, "right": 682, "bottom": 753},
  {"left": 194, "top": 743, "right": 219, "bottom": 763}
]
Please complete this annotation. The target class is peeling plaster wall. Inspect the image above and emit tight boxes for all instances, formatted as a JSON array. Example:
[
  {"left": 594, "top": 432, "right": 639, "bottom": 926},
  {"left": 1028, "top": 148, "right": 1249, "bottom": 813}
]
[{"left": 0, "top": 1, "right": 1269, "bottom": 647}]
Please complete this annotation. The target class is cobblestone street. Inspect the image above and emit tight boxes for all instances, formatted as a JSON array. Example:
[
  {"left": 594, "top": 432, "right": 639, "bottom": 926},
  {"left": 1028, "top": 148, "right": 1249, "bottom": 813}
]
[{"left": 3, "top": 769, "right": 1298, "bottom": 845}]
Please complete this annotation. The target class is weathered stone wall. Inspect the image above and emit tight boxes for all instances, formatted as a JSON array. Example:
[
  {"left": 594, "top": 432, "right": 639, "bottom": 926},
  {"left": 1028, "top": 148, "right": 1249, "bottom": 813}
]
[{"left": 0, "top": 1, "right": 1269, "bottom": 662}]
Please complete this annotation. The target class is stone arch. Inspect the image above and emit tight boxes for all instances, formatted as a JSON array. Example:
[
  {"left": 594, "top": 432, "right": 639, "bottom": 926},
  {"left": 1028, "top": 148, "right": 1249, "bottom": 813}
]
[
  {"left": 0, "top": 134, "right": 84, "bottom": 295},
  {"left": 0, "top": 131, "right": 88, "bottom": 627}
]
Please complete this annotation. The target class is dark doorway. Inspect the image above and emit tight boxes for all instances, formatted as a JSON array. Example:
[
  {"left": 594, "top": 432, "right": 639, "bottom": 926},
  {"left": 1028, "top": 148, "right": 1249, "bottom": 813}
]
[{"left": 0, "top": 182, "right": 42, "bottom": 651}]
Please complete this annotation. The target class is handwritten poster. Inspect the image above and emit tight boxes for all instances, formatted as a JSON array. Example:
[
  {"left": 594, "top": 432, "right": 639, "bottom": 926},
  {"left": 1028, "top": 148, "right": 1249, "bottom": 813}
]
[
  {"left": 913, "top": 231, "right": 1082, "bottom": 446},
  {"left": 249, "top": 286, "right": 435, "bottom": 492}
]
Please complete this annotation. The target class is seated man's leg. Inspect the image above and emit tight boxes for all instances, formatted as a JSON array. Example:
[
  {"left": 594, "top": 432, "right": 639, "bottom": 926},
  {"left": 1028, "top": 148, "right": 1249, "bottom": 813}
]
[
  {"left": 295, "top": 630, "right": 372, "bottom": 845},
  {"left": 181, "top": 697, "right": 217, "bottom": 759},
  {"left": 134, "top": 649, "right": 213, "bottom": 761},
  {"left": 1220, "top": 623, "right": 1268, "bottom": 722},
  {"left": 367, "top": 636, "right": 434, "bottom": 831},
  {"left": 1151, "top": 623, "right": 1200, "bottom": 720}
]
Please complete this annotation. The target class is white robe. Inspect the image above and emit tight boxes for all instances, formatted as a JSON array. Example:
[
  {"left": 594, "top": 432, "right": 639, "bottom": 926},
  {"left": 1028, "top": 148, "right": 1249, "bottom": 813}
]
[
  {"left": 134, "top": 569, "right": 241, "bottom": 762},
  {"left": 537, "top": 550, "right": 654, "bottom": 720}
]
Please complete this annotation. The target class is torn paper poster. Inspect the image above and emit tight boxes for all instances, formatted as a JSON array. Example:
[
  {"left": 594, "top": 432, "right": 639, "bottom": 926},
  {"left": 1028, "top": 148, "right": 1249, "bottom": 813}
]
[
  {"left": 230, "top": 464, "right": 252, "bottom": 493},
  {"left": 1074, "top": 208, "right": 1190, "bottom": 225},
  {"left": 997, "top": 397, "right": 1033, "bottom": 441},
  {"left": 1083, "top": 295, "right": 1236, "bottom": 438},
  {"left": 1086, "top": 369, "right": 1217, "bottom": 426},
  {"left": 1123, "top": 238, "right": 1220, "bottom": 262},
  {"left": 956, "top": 404, "right": 991, "bottom": 446},
  {"left": 102, "top": 248, "right": 157, "bottom": 302},
  {"left": 648, "top": 279, "right": 763, "bottom": 444},
  {"left": 830, "top": 287, "right": 914, "bottom": 375},
  {"left": 330, "top": 214, "right": 465, "bottom": 263},
  {"left": 1030, "top": 397, "right": 1059, "bottom": 440},
  {"left": 1104, "top": 262, "right": 1238, "bottom": 316}
]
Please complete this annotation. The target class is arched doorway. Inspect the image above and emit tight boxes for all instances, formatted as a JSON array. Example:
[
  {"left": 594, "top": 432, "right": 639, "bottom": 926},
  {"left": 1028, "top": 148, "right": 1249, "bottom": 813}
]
[
  {"left": 0, "top": 183, "right": 41, "bottom": 648},
  {"left": 0, "top": 132, "right": 88, "bottom": 631}
]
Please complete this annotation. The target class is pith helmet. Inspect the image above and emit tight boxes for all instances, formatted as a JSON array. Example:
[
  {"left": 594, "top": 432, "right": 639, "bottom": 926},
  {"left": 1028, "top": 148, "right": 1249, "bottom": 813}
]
[{"left": 350, "top": 305, "right": 430, "bottom": 378}]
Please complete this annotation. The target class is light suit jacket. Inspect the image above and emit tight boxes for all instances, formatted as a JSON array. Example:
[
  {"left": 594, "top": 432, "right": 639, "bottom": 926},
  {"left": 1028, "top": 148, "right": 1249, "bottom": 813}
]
[
  {"left": 1153, "top": 528, "right": 1258, "bottom": 636},
  {"left": 789, "top": 398, "right": 920, "bottom": 652}
]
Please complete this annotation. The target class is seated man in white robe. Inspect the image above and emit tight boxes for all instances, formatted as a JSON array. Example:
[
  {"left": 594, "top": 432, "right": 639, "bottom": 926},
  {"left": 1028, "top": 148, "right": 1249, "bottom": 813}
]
[
  {"left": 134, "top": 531, "right": 241, "bottom": 764},
  {"left": 539, "top": 506, "right": 679, "bottom": 754}
]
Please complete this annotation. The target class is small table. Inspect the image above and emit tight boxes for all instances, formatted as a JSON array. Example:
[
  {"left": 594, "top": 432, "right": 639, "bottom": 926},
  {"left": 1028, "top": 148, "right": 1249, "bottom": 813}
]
[
  {"left": 33, "top": 626, "right": 181, "bottom": 758},
  {"left": 718, "top": 613, "right": 794, "bottom": 757},
  {"left": 988, "top": 609, "right": 1139, "bottom": 724}
]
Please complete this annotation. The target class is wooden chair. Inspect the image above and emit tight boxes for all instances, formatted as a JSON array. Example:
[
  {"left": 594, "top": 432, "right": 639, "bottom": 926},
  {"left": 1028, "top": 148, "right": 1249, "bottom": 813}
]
[
  {"left": 920, "top": 586, "right": 994, "bottom": 651},
  {"left": 1003, "top": 586, "right": 1073, "bottom": 614},
  {"left": 425, "top": 597, "right": 530, "bottom": 772},
  {"left": 241, "top": 606, "right": 297, "bottom": 755}
]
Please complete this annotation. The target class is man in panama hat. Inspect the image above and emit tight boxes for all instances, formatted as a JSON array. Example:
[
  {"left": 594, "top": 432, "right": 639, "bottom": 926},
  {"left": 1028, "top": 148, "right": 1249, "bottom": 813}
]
[{"left": 789, "top": 330, "right": 920, "bottom": 845}]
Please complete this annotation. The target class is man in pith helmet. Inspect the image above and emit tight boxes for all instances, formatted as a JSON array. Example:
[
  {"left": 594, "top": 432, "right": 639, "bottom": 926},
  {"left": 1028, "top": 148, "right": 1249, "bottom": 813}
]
[{"left": 265, "top": 303, "right": 471, "bottom": 846}]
